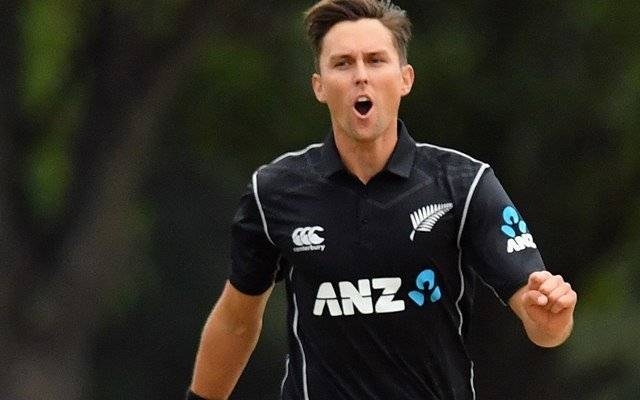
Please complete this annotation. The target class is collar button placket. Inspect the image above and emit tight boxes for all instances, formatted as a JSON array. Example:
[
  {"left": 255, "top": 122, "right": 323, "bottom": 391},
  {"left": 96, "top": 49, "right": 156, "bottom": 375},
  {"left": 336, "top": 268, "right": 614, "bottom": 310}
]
[{"left": 358, "top": 187, "right": 370, "bottom": 247}]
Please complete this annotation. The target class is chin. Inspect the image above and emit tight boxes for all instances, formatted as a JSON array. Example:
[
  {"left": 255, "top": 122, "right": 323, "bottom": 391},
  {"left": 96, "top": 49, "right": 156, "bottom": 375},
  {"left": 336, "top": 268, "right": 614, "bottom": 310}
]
[
  {"left": 354, "top": 117, "right": 392, "bottom": 139},
  {"left": 349, "top": 126, "right": 383, "bottom": 143}
]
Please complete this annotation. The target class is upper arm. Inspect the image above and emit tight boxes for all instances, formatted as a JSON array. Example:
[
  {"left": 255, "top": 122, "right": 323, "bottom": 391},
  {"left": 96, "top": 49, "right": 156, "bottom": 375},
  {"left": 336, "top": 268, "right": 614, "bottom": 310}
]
[
  {"left": 461, "top": 168, "right": 544, "bottom": 303},
  {"left": 230, "top": 176, "right": 282, "bottom": 295}
]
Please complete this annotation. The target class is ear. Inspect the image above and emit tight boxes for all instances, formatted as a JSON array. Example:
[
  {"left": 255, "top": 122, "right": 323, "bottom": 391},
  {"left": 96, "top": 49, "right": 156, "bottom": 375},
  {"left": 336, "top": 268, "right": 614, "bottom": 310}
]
[
  {"left": 311, "top": 73, "right": 326, "bottom": 103},
  {"left": 400, "top": 64, "right": 415, "bottom": 97}
]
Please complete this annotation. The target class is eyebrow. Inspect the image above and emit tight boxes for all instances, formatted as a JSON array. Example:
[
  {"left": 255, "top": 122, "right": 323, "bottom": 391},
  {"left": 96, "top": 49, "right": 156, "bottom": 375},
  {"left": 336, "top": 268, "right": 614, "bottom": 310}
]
[{"left": 328, "top": 50, "right": 390, "bottom": 62}]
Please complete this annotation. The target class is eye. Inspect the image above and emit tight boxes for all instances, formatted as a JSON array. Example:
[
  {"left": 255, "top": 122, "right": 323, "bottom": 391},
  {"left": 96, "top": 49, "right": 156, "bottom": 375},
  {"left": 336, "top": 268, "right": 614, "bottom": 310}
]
[
  {"left": 334, "top": 59, "right": 350, "bottom": 68},
  {"left": 369, "top": 56, "right": 386, "bottom": 65}
]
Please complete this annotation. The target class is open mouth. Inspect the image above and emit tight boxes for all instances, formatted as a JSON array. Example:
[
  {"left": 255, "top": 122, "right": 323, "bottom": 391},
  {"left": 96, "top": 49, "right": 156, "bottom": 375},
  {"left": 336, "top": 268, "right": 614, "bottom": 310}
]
[{"left": 354, "top": 96, "right": 373, "bottom": 116}]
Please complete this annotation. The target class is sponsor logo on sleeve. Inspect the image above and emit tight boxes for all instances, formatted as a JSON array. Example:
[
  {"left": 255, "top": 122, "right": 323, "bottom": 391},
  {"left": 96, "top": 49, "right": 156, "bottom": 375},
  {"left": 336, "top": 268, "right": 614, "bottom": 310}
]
[{"left": 500, "top": 206, "right": 536, "bottom": 253}]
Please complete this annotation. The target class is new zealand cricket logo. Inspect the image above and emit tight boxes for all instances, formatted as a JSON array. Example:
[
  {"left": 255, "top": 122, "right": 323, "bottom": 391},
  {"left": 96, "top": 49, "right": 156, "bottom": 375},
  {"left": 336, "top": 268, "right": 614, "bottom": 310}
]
[{"left": 409, "top": 203, "right": 453, "bottom": 241}]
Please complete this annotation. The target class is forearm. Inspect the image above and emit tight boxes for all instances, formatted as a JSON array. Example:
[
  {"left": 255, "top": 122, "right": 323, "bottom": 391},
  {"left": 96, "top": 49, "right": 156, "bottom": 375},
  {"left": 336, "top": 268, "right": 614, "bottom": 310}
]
[
  {"left": 190, "top": 308, "right": 262, "bottom": 399},
  {"left": 520, "top": 313, "right": 574, "bottom": 348},
  {"left": 189, "top": 282, "right": 272, "bottom": 400}
]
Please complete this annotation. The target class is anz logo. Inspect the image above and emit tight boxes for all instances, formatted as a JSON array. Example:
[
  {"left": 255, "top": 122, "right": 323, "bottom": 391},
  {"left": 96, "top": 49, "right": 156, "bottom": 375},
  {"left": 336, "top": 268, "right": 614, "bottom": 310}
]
[
  {"left": 313, "top": 269, "right": 441, "bottom": 317},
  {"left": 500, "top": 206, "right": 537, "bottom": 253}
]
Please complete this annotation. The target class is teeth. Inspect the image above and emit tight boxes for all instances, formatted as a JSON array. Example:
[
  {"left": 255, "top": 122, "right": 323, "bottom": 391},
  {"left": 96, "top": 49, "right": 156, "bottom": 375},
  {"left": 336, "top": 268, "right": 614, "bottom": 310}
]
[{"left": 357, "top": 96, "right": 370, "bottom": 102}]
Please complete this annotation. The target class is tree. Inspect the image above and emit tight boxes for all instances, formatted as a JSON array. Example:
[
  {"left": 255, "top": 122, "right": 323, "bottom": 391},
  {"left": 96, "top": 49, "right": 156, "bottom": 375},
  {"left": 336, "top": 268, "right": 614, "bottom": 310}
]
[{"left": 0, "top": 1, "right": 217, "bottom": 398}]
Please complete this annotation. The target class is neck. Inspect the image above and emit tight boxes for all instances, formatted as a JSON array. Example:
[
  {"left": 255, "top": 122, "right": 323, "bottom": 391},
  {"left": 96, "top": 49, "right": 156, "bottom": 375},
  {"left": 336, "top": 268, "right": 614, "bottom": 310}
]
[{"left": 334, "top": 127, "right": 398, "bottom": 185}]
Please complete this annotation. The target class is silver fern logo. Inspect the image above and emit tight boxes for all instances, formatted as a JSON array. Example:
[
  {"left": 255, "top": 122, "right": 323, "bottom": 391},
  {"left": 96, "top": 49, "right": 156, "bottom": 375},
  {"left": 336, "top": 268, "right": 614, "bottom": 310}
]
[{"left": 409, "top": 203, "right": 453, "bottom": 241}]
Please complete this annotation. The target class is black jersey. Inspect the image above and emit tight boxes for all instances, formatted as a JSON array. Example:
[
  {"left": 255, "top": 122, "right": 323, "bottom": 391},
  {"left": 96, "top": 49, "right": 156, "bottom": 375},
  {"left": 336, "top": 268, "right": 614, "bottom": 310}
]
[{"left": 229, "top": 120, "right": 544, "bottom": 400}]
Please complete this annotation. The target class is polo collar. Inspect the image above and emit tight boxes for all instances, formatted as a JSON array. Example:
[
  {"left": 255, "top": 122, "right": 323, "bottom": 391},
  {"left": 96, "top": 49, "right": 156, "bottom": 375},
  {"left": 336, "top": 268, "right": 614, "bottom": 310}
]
[{"left": 318, "top": 119, "right": 416, "bottom": 179}]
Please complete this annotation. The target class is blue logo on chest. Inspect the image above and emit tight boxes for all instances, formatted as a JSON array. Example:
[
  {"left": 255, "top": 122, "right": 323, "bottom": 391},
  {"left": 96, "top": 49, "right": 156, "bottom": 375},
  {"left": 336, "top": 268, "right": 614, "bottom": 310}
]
[{"left": 408, "top": 269, "right": 442, "bottom": 306}]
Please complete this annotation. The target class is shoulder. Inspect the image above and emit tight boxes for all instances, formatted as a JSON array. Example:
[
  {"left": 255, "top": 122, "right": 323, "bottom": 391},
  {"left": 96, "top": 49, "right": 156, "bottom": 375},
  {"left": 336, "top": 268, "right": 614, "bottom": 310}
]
[
  {"left": 414, "top": 141, "right": 486, "bottom": 168},
  {"left": 269, "top": 142, "right": 324, "bottom": 167},
  {"left": 252, "top": 142, "right": 324, "bottom": 190},
  {"left": 413, "top": 141, "right": 489, "bottom": 180}
]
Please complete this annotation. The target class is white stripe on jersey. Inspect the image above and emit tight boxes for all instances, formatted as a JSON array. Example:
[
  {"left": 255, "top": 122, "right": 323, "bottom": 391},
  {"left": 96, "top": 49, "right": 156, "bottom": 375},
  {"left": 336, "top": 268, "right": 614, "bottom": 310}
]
[
  {"left": 252, "top": 168, "right": 275, "bottom": 245},
  {"left": 455, "top": 163, "right": 488, "bottom": 400},
  {"left": 252, "top": 143, "right": 323, "bottom": 246},
  {"left": 271, "top": 143, "right": 323, "bottom": 164},
  {"left": 416, "top": 142, "right": 485, "bottom": 164},
  {"left": 289, "top": 266, "right": 310, "bottom": 400}
]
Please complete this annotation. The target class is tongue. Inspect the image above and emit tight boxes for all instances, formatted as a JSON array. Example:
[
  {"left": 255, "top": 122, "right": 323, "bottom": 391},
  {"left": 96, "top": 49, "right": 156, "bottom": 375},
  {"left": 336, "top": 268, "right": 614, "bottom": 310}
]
[{"left": 355, "top": 101, "right": 372, "bottom": 115}]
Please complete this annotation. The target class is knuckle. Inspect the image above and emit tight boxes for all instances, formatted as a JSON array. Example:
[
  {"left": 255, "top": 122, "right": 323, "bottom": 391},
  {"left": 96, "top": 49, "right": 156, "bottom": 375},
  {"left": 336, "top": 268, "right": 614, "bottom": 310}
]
[{"left": 548, "top": 291, "right": 560, "bottom": 300}]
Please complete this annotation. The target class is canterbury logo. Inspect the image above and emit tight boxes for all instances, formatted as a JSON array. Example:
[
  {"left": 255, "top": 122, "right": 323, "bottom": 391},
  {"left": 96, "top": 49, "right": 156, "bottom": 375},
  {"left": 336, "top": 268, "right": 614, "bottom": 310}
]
[
  {"left": 409, "top": 203, "right": 453, "bottom": 241},
  {"left": 292, "top": 226, "right": 326, "bottom": 252}
]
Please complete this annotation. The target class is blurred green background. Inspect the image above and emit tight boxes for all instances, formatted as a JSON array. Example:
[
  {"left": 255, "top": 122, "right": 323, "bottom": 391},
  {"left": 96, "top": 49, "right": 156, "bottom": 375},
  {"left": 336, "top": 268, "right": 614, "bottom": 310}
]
[{"left": 1, "top": 1, "right": 639, "bottom": 399}]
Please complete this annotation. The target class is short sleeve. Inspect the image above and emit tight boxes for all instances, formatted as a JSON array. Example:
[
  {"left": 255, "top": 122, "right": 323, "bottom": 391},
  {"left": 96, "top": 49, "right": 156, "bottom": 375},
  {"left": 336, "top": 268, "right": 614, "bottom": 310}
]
[
  {"left": 229, "top": 180, "right": 281, "bottom": 295},
  {"left": 461, "top": 168, "right": 545, "bottom": 303}
]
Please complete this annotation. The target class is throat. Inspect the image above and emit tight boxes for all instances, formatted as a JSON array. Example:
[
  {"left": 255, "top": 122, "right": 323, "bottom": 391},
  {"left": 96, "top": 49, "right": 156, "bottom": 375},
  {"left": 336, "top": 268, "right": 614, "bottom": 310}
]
[
  {"left": 332, "top": 119, "right": 399, "bottom": 184},
  {"left": 338, "top": 139, "right": 394, "bottom": 184}
]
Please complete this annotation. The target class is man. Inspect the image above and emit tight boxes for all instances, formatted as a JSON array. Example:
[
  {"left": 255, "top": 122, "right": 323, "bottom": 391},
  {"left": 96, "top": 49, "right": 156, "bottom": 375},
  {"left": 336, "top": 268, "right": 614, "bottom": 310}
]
[{"left": 186, "top": 0, "right": 577, "bottom": 399}]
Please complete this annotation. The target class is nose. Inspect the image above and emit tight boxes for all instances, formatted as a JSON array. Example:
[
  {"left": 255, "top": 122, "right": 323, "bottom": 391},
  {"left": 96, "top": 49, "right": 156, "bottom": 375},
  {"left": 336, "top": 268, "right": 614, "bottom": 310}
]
[{"left": 353, "top": 60, "right": 368, "bottom": 85}]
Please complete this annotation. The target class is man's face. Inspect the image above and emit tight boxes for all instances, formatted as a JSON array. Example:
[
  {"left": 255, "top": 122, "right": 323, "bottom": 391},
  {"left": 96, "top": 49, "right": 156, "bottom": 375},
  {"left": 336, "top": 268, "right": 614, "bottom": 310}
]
[{"left": 312, "top": 18, "right": 414, "bottom": 144}]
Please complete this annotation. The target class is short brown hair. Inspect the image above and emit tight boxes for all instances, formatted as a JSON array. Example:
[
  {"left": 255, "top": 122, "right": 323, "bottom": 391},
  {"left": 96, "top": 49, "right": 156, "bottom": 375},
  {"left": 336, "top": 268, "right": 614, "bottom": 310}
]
[{"left": 304, "top": 0, "right": 412, "bottom": 70}]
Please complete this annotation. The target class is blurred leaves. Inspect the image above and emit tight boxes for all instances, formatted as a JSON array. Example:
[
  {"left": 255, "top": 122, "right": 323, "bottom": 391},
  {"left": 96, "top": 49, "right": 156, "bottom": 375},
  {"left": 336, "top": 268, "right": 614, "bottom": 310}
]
[
  {"left": 566, "top": 231, "right": 640, "bottom": 398},
  {"left": 19, "top": 0, "right": 84, "bottom": 114}
]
